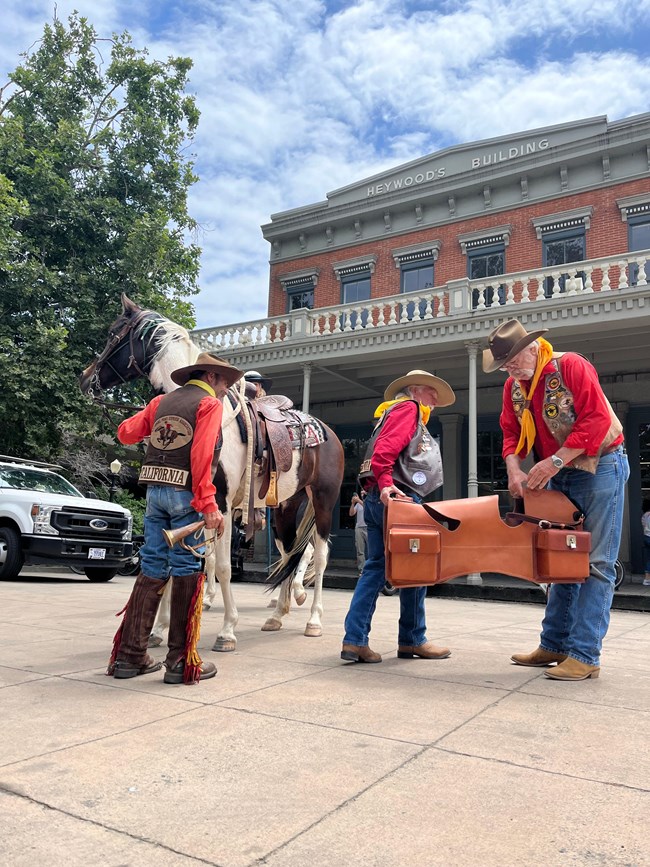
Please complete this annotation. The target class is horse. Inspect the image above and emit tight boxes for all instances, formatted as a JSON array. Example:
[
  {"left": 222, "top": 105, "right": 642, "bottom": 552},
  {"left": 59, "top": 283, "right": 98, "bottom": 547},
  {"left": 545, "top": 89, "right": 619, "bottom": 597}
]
[{"left": 79, "top": 293, "right": 344, "bottom": 651}]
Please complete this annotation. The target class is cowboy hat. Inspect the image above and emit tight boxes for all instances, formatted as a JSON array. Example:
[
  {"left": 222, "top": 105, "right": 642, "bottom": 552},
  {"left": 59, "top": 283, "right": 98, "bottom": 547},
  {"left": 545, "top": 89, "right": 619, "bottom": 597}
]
[
  {"left": 384, "top": 369, "right": 456, "bottom": 407},
  {"left": 171, "top": 353, "right": 244, "bottom": 387},
  {"left": 482, "top": 320, "right": 548, "bottom": 373},
  {"left": 244, "top": 370, "right": 273, "bottom": 391}
]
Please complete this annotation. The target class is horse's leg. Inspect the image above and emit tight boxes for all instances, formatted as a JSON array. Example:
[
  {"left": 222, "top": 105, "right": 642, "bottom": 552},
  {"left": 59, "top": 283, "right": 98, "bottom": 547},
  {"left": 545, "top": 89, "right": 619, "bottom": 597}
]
[
  {"left": 148, "top": 579, "right": 171, "bottom": 647},
  {"left": 292, "top": 541, "right": 314, "bottom": 606},
  {"left": 211, "top": 523, "right": 239, "bottom": 652},
  {"left": 304, "top": 534, "right": 328, "bottom": 637},
  {"left": 202, "top": 529, "right": 218, "bottom": 610},
  {"left": 262, "top": 541, "right": 290, "bottom": 631}
]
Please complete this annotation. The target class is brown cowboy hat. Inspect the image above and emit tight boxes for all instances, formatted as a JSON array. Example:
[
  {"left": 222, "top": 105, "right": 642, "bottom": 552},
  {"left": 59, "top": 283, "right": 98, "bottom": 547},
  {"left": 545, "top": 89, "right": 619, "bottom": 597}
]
[
  {"left": 482, "top": 320, "right": 548, "bottom": 373},
  {"left": 384, "top": 369, "right": 456, "bottom": 407},
  {"left": 171, "top": 353, "right": 244, "bottom": 387}
]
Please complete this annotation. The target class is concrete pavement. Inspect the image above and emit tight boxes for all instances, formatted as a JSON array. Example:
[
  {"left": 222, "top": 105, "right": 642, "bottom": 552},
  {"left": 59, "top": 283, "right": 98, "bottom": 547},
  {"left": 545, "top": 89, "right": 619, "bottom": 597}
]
[{"left": 1, "top": 571, "right": 649, "bottom": 866}]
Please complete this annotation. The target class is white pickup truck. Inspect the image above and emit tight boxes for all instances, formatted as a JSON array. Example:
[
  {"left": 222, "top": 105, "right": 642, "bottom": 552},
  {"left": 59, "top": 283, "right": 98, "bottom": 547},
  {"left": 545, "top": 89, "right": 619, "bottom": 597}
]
[{"left": 0, "top": 455, "right": 133, "bottom": 582}]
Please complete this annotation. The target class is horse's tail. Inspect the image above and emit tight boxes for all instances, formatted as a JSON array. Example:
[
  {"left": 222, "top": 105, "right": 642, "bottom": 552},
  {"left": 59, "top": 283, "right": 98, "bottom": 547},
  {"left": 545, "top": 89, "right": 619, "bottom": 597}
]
[{"left": 266, "top": 499, "right": 316, "bottom": 592}]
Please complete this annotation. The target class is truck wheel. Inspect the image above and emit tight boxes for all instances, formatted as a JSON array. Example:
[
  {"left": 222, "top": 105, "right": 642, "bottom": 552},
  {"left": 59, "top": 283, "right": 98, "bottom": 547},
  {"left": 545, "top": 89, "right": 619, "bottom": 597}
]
[
  {"left": 85, "top": 566, "right": 117, "bottom": 582},
  {"left": 0, "top": 526, "right": 24, "bottom": 580}
]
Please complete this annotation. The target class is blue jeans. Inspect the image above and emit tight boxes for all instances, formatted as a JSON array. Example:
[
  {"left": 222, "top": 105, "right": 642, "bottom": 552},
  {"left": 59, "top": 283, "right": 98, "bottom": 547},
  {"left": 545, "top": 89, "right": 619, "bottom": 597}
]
[
  {"left": 541, "top": 447, "right": 629, "bottom": 666},
  {"left": 343, "top": 488, "right": 427, "bottom": 648},
  {"left": 140, "top": 485, "right": 204, "bottom": 580}
]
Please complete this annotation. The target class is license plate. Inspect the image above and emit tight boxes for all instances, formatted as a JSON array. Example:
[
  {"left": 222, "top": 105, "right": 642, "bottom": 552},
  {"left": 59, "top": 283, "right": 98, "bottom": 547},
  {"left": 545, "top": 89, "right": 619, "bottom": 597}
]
[{"left": 88, "top": 548, "right": 106, "bottom": 560}]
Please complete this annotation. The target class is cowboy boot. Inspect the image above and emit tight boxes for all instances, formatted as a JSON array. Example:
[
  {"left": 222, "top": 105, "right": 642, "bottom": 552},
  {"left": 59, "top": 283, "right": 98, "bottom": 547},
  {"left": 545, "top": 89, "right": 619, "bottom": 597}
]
[
  {"left": 163, "top": 572, "right": 217, "bottom": 684},
  {"left": 109, "top": 573, "right": 168, "bottom": 678}
]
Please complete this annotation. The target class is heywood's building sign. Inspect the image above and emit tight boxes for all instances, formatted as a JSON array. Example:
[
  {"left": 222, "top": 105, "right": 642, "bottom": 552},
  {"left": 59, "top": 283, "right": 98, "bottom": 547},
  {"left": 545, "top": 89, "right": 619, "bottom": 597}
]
[{"left": 366, "top": 137, "right": 551, "bottom": 196}]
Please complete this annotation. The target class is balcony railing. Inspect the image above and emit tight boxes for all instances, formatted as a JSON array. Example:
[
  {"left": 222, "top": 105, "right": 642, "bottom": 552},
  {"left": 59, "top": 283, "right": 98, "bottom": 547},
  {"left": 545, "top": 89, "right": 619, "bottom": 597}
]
[{"left": 192, "top": 249, "right": 650, "bottom": 350}]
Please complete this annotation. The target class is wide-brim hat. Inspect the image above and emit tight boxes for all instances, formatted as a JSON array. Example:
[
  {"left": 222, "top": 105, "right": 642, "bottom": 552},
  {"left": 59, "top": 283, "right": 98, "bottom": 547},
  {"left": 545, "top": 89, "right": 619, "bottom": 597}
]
[
  {"left": 482, "top": 320, "right": 548, "bottom": 373},
  {"left": 384, "top": 369, "right": 456, "bottom": 407},
  {"left": 171, "top": 352, "right": 244, "bottom": 387},
  {"left": 244, "top": 370, "right": 273, "bottom": 391}
]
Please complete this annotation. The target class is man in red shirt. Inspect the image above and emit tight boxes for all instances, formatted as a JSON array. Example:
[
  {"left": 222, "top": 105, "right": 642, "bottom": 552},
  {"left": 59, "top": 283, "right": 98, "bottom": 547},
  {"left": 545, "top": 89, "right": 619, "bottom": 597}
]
[
  {"left": 484, "top": 320, "right": 629, "bottom": 681},
  {"left": 341, "top": 369, "right": 455, "bottom": 664},
  {"left": 108, "top": 353, "right": 243, "bottom": 684}
]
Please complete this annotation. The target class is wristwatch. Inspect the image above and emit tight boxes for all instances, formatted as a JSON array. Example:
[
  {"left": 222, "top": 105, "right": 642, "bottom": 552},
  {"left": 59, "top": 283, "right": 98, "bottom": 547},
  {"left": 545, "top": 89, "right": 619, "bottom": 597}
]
[{"left": 550, "top": 454, "right": 564, "bottom": 469}]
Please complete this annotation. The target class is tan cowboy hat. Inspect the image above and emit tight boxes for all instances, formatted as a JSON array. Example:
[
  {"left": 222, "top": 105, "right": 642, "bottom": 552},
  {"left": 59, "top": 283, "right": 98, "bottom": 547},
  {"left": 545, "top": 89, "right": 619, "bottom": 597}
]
[
  {"left": 384, "top": 369, "right": 456, "bottom": 407},
  {"left": 171, "top": 353, "right": 244, "bottom": 387},
  {"left": 482, "top": 320, "right": 548, "bottom": 373}
]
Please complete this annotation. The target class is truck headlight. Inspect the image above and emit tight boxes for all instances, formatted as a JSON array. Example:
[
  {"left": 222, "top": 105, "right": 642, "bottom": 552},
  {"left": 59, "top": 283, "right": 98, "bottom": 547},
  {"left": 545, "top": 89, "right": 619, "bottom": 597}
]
[
  {"left": 123, "top": 514, "right": 133, "bottom": 541},
  {"left": 31, "top": 504, "right": 59, "bottom": 535}
]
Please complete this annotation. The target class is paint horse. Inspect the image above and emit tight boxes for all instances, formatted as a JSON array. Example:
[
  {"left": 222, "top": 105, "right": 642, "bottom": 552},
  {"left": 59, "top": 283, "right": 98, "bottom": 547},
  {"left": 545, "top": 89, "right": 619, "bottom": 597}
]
[{"left": 80, "top": 294, "right": 344, "bottom": 650}]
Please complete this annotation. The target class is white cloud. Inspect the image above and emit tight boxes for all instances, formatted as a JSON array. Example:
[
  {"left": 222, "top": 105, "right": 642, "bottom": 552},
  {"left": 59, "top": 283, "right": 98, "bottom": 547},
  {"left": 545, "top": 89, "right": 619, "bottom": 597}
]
[{"left": 2, "top": 0, "right": 650, "bottom": 328}]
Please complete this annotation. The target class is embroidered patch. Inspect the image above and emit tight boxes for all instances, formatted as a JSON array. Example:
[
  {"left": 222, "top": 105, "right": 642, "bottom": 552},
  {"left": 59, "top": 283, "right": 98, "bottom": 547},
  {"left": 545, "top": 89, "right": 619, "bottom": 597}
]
[
  {"left": 152, "top": 415, "right": 193, "bottom": 450},
  {"left": 544, "top": 403, "right": 559, "bottom": 419},
  {"left": 547, "top": 375, "right": 561, "bottom": 391}
]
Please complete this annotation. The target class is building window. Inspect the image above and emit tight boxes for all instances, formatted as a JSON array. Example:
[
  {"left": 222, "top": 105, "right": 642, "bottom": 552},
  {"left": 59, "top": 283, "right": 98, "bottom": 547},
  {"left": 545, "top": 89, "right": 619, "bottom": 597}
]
[
  {"left": 400, "top": 258, "right": 434, "bottom": 293},
  {"left": 532, "top": 207, "right": 591, "bottom": 297},
  {"left": 458, "top": 226, "right": 510, "bottom": 309},
  {"left": 468, "top": 244, "right": 506, "bottom": 308},
  {"left": 542, "top": 227, "right": 586, "bottom": 296},
  {"left": 279, "top": 268, "right": 319, "bottom": 313},
  {"left": 392, "top": 241, "right": 441, "bottom": 320},
  {"left": 628, "top": 213, "right": 650, "bottom": 285},
  {"left": 477, "top": 428, "right": 509, "bottom": 514},
  {"left": 287, "top": 283, "right": 314, "bottom": 311},
  {"left": 341, "top": 270, "right": 371, "bottom": 328}
]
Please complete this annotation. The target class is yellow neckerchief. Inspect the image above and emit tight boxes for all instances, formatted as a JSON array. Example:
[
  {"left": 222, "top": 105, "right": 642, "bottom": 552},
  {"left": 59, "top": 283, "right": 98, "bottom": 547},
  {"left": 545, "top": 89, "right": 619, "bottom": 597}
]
[
  {"left": 514, "top": 337, "right": 554, "bottom": 455},
  {"left": 186, "top": 378, "right": 216, "bottom": 397},
  {"left": 373, "top": 396, "right": 431, "bottom": 425}
]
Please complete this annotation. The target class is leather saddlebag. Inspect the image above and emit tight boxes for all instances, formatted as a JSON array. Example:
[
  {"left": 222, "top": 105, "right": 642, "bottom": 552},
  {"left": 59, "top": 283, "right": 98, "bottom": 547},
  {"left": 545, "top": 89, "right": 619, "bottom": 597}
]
[
  {"left": 387, "top": 525, "right": 441, "bottom": 587},
  {"left": 534, "top": 529, "right": 590, "bottom": 583}
]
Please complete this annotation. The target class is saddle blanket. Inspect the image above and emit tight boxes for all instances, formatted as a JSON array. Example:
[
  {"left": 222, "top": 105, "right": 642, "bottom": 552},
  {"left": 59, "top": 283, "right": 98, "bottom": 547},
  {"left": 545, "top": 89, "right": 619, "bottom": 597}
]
[{"left": 286, "top": 411, "right": 327, "bottom": 448}]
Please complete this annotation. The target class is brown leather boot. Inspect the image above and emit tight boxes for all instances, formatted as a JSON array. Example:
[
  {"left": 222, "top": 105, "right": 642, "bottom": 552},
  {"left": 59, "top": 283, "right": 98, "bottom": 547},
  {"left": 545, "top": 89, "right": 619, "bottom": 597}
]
[
  {"left": 110, "top": 573, "right": 167, "bottom": 678},
  {"left": 544, "top": 657, "right": 600, "bottom": 680},
  {"left": 341, "top": 643, "right": 382, "bottom": 663},
  {"left": 511, "top": 647, "right": 568, "bottom": 667},
  {"left": 163, "top": 572, "right": 217, "bottom": 684},
  {"left": 398, "top": 642, "right": 451, "bottom": 659}
]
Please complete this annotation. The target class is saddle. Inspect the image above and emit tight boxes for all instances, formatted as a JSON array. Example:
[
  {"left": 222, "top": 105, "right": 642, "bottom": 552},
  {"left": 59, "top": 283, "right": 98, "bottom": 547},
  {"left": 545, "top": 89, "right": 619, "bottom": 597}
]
[{"left": 385, "top": 488, "right": 590, "bottom": 588}]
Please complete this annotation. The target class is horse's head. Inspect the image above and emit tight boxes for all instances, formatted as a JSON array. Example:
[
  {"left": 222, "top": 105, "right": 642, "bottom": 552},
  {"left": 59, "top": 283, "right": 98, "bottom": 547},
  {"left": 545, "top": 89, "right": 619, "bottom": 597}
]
[{"left": 79, "top": 293, "right": 200, "bottom": 397}]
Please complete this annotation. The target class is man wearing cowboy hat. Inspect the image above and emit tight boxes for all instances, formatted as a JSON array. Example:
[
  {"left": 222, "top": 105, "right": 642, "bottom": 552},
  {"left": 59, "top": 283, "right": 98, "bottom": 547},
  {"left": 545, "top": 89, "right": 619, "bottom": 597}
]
[
  {"left": 341, "top": 369, "right": 455, "bottom": 664},
  {"left": 484, "top": 320, "right": 628, "bottom": 681},
  {"left": 108, "top": 353, "right": 243, "bottom": 685}
]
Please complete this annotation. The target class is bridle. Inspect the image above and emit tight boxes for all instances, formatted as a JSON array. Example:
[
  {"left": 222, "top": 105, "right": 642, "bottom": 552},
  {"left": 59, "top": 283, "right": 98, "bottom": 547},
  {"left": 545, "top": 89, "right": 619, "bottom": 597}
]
[{"left": 85, "top": 308, "right": 166, "bottom": 401}]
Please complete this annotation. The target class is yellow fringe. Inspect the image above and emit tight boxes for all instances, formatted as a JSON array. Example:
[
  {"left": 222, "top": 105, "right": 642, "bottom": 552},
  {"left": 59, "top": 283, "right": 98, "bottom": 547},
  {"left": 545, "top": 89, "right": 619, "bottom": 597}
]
[{"left": 183, "top": 572, "right": 206, "bottom": 684}]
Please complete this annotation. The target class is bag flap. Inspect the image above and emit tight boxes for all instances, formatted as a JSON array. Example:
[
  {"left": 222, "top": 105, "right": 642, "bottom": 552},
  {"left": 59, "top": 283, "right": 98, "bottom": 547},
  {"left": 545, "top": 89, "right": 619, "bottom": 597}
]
[
  {"left": 388, "top": 526, "right": 441, "bottom": 555},
  {"left": 523, "top": 488, "right": 584, "bottom": 525}
]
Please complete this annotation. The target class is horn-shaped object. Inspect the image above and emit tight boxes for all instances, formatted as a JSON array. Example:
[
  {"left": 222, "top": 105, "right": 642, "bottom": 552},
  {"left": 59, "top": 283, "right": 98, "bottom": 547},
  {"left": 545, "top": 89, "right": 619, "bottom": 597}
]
[{"left": 162, "top": 520, "right": 206, "bottom": 558}]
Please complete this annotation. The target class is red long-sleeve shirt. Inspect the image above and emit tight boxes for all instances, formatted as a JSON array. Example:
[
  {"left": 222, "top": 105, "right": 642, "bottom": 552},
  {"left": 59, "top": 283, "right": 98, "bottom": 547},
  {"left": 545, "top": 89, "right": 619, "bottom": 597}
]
[
  {"left": 501, "top": 353, "right": 623, "bottom": 461},
  {"left": 117, "top": 391, "right": 223, "bottom": 514},
  {"left": 370, "top": 401, "right": 420, "bottom": 491}
]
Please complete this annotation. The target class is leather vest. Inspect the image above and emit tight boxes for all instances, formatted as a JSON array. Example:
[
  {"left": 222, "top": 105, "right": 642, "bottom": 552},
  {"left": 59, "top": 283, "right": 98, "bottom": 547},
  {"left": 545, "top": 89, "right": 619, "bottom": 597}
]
[
  {"left": 359, "top": 401, "right": 443, "bottom": 495},
  {"left": 511, "top": 353, "right": 623, "bottom": 474},
  {"left": 139, "top": 384, "right": 214, "bottom": 490}
]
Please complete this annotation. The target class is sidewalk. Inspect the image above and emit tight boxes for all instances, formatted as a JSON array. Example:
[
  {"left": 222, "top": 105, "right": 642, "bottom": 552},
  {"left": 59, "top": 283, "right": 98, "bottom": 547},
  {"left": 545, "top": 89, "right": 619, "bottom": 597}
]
[{"left": 1, "top": 573, "right": 648, "bottom": 866}]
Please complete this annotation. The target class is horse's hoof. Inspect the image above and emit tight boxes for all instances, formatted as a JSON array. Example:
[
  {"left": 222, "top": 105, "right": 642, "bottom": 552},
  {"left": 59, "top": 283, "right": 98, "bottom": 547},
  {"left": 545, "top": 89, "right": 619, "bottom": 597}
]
[
  {"left": 294, "top": 592, "right": 307, "bottom": 606},
  {"left": 212, "top": 638, "right": 236, "bottom": 652},
  {"left": 147, "top": 634, "right": 163, "bottom": 647},
  {"left": 304, "top": 624, "right": 322, "bottom": 637},
  {"left": 202, "top": 602, "right": 212, "bottom": 611},
  {"left": 261, "top": 618, "right": 282, "bottom": 632}
]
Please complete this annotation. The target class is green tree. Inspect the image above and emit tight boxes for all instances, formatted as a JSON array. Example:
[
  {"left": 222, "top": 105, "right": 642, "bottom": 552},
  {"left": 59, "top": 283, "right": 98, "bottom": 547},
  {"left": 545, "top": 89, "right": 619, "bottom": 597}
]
[{"left": 0, "top": 13, "right": 201, "bottom": 460}]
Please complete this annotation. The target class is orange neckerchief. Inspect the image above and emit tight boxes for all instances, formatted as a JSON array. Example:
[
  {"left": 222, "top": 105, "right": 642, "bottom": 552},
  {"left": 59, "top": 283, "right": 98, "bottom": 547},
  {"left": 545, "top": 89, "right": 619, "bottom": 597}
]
[
  {"left": 514, "top": 337, "right": 554, "bottom": 455},
  {"left": 373, "top": 397, "right": 431, "bottom": 425}
]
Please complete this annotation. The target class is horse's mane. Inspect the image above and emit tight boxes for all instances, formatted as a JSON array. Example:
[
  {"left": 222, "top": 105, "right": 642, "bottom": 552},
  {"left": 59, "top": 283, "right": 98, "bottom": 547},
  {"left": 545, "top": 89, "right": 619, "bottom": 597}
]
[{"left": 147, "top": 316, "right": 201, "bottom": 393}]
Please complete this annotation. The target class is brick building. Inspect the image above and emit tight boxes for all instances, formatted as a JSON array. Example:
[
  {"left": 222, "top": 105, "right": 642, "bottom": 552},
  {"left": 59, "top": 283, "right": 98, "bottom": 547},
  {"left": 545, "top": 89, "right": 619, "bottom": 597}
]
[{"left": 195, "top": 113, "right": 650, "bottom": 572}]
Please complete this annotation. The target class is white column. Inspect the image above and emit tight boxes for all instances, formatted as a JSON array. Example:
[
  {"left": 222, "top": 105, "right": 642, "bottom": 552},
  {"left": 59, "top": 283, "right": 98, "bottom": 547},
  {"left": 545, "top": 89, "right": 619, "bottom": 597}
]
[
  {"left": 302, "top": 362, "right": 312, "bottom": 413},
  {"left": 465, "top": 341, "right": 482, "bottom": 585}
]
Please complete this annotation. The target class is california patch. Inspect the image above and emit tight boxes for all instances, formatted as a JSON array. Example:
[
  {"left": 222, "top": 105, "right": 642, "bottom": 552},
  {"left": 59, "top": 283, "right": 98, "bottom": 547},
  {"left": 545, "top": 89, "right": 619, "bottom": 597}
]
[{"left": 152, "top": 415, "right": 193, "bottom": 450}]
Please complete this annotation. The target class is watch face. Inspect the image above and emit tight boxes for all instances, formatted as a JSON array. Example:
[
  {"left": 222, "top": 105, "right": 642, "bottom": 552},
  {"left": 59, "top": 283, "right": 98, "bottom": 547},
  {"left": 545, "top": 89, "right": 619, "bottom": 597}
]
[{"left": 552, "top": 455, "right": 563, "bottom": 468}]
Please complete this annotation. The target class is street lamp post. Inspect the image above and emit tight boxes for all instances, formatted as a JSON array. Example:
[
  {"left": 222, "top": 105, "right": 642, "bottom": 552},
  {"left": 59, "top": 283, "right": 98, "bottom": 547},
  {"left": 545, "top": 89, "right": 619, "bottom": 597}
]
[{"left": 109, "top": 459, "right": 122, "bottom": 502}]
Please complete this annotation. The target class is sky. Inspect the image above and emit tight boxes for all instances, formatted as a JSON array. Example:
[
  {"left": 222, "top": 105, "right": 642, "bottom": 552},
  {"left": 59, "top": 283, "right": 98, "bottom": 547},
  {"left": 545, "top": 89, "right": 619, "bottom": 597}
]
[{"left": 2, "top": 0, "right": 650, "bottom": 329}]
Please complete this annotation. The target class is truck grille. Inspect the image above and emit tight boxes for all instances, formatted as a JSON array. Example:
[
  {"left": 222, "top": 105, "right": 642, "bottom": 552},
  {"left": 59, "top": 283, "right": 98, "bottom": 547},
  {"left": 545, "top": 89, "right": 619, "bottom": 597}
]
[{"left": 52, "top": 507, "right": 129, "bottom": 540}]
